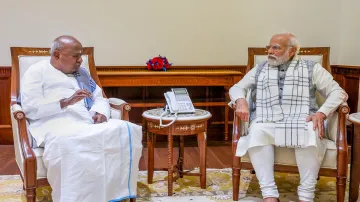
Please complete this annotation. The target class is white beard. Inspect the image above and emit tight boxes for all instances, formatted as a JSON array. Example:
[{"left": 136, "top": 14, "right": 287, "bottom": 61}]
[{"left": 268, "top": 52, "right": 290, "bottom": 67}]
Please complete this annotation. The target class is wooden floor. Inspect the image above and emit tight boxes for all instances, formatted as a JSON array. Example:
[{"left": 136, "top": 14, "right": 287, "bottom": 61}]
[
  {"left": 0, "top": 145, "right": 18, "bottom": 175},
  {"left": 0, "top": 144, "right": 233, "bottom": 175}
]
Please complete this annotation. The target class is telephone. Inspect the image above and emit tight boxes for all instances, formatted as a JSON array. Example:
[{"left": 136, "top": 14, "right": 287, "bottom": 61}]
[
  {"left": 164, "top": 88, "right": 195, "bottom": 114},
  {"left": 160, "top": 88, "right": 195, "bottom": 127}
]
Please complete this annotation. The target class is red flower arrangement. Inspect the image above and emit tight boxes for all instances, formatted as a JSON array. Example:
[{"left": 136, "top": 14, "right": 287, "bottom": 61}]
[{"left": 146, "top": 55, "right": 172, "bottom": 71}]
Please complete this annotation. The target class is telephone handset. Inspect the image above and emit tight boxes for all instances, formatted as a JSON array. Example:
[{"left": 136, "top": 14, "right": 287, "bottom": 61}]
[
  {"left": 160, "top": 88, "right": 195, "bottom": 127},
  {"left": 164, "top": 92, "right": 179, "bottom": 113}
]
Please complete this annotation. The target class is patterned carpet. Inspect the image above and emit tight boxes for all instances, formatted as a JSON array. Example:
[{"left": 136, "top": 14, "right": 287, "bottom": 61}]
[{"left": 0, "top": 168, "right": 350, "bottom": 202}]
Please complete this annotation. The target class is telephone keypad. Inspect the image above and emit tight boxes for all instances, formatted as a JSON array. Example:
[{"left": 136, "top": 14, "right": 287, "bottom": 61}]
[
  {"left": 175, "top": 95, "right": 194, "bottom": 112},
  {"left": 175, "top": 94, "right": 191, "bottom": 102},
  {"left": 170, "top": 88, "right": 195, "bottom": 113}
]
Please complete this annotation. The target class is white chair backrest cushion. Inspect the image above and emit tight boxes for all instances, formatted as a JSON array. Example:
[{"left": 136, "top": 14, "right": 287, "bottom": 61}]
[
  {"left": 18, "top": 55, "right": 90, "bottom": 82},
  {"left": 299, "top": 55, "right": 323, "bottom": 65},
  {"left": 254, "top": 55, "right": 268, "bottom": 67}
]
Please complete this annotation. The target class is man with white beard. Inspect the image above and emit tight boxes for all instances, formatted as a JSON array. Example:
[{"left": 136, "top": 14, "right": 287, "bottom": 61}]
[
  {"left": 21, "top": 35, "right": 142, "bottom": 202},
  {"left": 229, "top": 33, "right": 348, "bottom": 202}
]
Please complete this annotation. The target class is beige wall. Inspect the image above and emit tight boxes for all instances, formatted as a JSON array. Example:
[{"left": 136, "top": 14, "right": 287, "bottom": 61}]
[
  {"left": 338, "top": 0, "right": 360, "bottom": 65},
  {"left": 0, "top": 0, "right": 355, "bottom": 66}
]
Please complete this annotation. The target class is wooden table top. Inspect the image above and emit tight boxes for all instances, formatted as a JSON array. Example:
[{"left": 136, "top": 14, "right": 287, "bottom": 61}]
[{"left": 349, "top": 113, "right": 360, "bottom": 125}]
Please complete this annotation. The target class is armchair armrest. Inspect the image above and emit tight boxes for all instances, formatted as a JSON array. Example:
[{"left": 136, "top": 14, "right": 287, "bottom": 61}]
[
  {"left": 109, "top": 98, "right": 131, "bottom": 121},
  {"left": 232, "top": 109, "right": 242, "bottom": 156},
  {"left": 231, "top": 103, "right": 248, "bottom": 151},
  {"left": 231, "top": 104, "right": 243, "bottom": 194},
  {"left": 10, "top": 104, "right": 37, "bottom": 189},
  {"left": 336, "top": 102, "right": 350, "bottom": 146},
  {"left": 336, "top": 102, "right": 350, "bottom": 183}
]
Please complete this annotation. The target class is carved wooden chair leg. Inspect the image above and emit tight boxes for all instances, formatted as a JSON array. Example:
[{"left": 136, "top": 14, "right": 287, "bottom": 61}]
[
  {"left": 232, "top": 156, "right": 241, "bottom": 201},
  {"left": 337, "top": 149, "right": 347, "bottom": 202},
  {"left": 232, "top": 113, "right": 242, "bottom": 201},
  {"left": 25, "top": 188, "right": 36, "bottom": 202},
  {"left": 336, "top": 176, "right": 347, "bottom": 202}
]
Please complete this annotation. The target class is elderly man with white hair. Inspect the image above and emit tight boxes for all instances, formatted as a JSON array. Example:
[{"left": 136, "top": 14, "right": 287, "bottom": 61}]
[
  {"left": 21, "top": 35, "right": 142, "bottom": 202},
  {"left": 229, "top": 33, "right": 348, "bottom": 202}
]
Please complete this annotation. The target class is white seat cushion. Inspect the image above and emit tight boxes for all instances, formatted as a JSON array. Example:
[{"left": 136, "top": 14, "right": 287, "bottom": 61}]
[
  {"left": 241, "top": 139, "right": 337, "bottom": 169},
  {"left": 33, "top": 147, "right": 47, "bottom": 179}
]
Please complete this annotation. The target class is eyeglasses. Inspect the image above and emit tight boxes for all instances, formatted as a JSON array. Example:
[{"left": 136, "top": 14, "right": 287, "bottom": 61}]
[{"left": 266, "top": 45, "right": 293, "bottom": 52}]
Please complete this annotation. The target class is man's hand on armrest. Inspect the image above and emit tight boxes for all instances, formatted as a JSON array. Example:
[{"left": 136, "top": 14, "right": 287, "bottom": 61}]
[
  {"left": 235, "top": 98, "right": 249, "bottom": 121},
  {"left": 306, "top": 112, "right": 327, "bottom": 139}
]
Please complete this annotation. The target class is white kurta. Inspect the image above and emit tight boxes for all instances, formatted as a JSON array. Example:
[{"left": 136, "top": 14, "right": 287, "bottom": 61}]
[
  {"left": 229, "top": 62, "right": 348, "bottom": 161},
  {"left": 21, "top": 60, "right": 143, "bottom": 202}
]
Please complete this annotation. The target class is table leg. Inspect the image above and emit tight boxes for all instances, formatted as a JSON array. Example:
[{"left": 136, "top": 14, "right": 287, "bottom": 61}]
[
  {"left": 168, "top": 134, "right": 174, "bottom": 196},
  {"left": 178, "top": 136, "right": 184, "bottom": 178},
  {"left": 198, "top": 132, "right": 207, "bottom": 189},
  {"left": 142, "top": 118, "right": 147, "bottom": 143},
  {"left": 147, "top": 132, "right": 156, "bottom": 184},
  {"left": 350, "top": 124, "right": 360, "bottom": 201}
]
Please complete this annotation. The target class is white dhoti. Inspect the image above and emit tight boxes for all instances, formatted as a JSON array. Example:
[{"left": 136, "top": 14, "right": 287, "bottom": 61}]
[{"left": 42, "top": 119, "right": 142, "bottom": 202}]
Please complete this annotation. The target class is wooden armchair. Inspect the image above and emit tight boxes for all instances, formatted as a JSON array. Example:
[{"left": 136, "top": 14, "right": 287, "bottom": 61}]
[
  {"left": 232, "top": 47, "right": 350, "bottom": 202},
  {"left": 9, "top": 47, "right": 133, "bottom": 202}
]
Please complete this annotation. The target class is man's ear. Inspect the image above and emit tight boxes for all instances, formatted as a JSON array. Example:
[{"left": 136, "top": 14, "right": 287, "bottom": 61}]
[
  {"left": 53, "top": 50, "right": 60, "bottom": 60},
  {"left": 289, "top": 46, "right": 297, "bottom": 57}
]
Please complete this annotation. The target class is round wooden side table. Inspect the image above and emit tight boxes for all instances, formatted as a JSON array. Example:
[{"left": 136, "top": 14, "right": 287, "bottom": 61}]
[
  {"left": 142, "top": 108, "right": 212, "bottom": 196},
  {"left": 348, "top": 112, "right": 360, "bottom": 202}
]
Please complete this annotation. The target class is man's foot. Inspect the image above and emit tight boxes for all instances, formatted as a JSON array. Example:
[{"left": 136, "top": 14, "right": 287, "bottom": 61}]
[{"left": 263, "top": 197, "right": 279, "bottom": 202}]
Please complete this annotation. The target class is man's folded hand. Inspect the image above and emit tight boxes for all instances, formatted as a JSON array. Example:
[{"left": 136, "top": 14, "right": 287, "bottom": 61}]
[
  {"left": 60, "top": 89, "right": 92, "bottom": 108},
  {"left": 92, "top": 112, "right": 107, "bottom": 124}
]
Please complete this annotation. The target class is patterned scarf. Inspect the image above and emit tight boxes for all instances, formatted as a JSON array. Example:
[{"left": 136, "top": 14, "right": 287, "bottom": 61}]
[
  {"left": 256, "top": 59, "right": 310, "bottom": 148},
  {"left": 73, "top": 67, "right": 97, "bottom": 110}
]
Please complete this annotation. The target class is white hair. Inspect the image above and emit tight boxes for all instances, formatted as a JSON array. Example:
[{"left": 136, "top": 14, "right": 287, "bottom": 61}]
[
  {"left": 272, "top": 32, "right": 301, "bottom": 55},
  {"left": 50, "top": 40, "right": 63, "bottom": 55},
  {"left": 49, "top": 36, "right": 77, "bottom": 55},
  {"left": 289, "top": 35, "right": 300, "bottom": 55}
]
